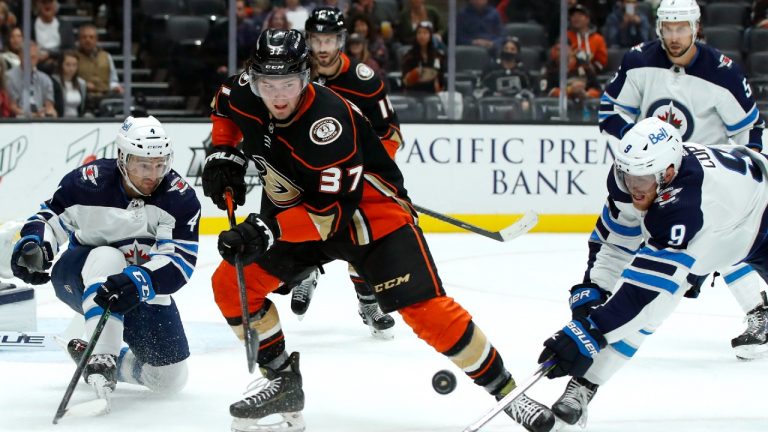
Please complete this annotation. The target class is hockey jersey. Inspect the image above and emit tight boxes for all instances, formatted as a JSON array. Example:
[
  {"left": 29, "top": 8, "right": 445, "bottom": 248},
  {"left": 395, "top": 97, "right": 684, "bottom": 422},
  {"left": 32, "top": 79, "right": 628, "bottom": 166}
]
[
  {"left": 314, "top": 53, "right": 402, "bottom": 158},
  {"left": 18, "top": 159, "right": 201, "bottom": 295},
  {"left": 584, "top": 143, "right": 768, "bottom": 342},
  {"left": 599, "top": 40, "right": 764, "bottom": 149},
  {"left": 210, "top": 75, "right": 414, "bottom": 245}
]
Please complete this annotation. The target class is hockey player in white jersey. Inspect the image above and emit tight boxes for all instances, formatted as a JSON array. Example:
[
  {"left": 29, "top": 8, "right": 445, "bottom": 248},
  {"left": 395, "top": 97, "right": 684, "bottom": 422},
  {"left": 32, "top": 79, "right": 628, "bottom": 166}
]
[
  {"left": 10, "top": 116, "right": 201, "bottom": 409},
  {"left": 536, "top": 117, "right": 768, "bottom": 426},
  {"left": 598, "top": 0, "right": 768, "bottom": 363}
]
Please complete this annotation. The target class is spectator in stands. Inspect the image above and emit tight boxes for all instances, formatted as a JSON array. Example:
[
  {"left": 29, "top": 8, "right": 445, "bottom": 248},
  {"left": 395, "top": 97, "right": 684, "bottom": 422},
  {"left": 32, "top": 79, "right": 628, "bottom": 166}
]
[
  {"left": 0, "top": 58, "right": 13, "bottom": 117},
  {"left": 32, "top": 0, "right": 74, "bottom": 70},
  {"left": 481, "top": 36, "right": 532, "bottom": 97},
  {"left": 345, "top": 32, "right": 383, "bottom": 77},
  {"left": 264, "top": 7, "right": 291, "bottom": 31},
  {"left": 604, "top": 0, "right": 651, "bottom": 48},
  {"left": 348, "top": 13, "right": 389, "bottom": 72},
  {"left": 396, "top": 0, "right": 443, "bottom": 47},
  {"left": 457, "top": 0, "right": 503, "bottom": 53},
  {"left": 753, "top": 0, "right": 768, "bottom": 28},
  {"left": 285, "top": 0, "right": 309, "bottom": 31},
  {"left": 350, "top": 0, "right": 399, "bottom": 41},
  {"left": 401, "top": 20, "right": 445, "bottom": 95},
  {"left": 52, "top": 50, "right": 85, "bottom": 117},
  {"left": 543, "top": 42, "right": 601, "bottom": 100},
  {"left": 566, "top": 4, "right": 607, "bottom": 72},
  {"left": 2, "top": 25, "right": 22, "bottom": 69},
  {"left": 236, "top": 0, "right": 262, "bottom": 59},
  {"left": 0, "top": 1, "right": 17, "bottom": 51},
  {"left": 6, "top": 41, "right": 57, "bottom": 118},
  {"left": 75, "top": 23, "right": 122, "bottom": 108}
]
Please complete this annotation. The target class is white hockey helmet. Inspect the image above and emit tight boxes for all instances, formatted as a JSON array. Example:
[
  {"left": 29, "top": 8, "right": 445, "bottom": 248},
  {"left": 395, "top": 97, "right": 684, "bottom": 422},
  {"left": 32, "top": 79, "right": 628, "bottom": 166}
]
[
  {"left": 614, "top": 117, "right": 684, "bottom": 192},
  {"left": 116, "top": 116, "right": 173, "bottom": 195},
  {"left": 656, "top": 0, "right": 701, "bottom": 44}
]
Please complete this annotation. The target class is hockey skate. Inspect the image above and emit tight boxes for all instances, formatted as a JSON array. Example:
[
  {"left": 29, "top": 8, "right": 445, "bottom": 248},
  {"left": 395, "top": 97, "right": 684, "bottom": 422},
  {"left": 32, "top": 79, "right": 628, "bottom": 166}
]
[
  {"left": 731, "top": 298, "right": 768, "bottom": 360},
  {"left": 358, "top": 300, "right": 395, "bottom": 339},
  {"left": 230, "top": 352, "right": 305, "bottom": 432},
  {"left": 501, "top": 393, "right": 556, "bottom": 432},
  {"left": 290, "top": 268, "right": 319, "bottom": 319},
  {"left": 551, "top": 377, "right": 599, "bottom": 427}
]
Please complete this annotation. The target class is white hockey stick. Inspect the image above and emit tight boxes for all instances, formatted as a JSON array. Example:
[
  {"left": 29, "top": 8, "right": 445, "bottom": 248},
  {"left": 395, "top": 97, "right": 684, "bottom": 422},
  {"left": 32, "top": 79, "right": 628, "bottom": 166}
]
[
  {"left": 463, "top": 358, "right": 556, "bottom": 432},
  {"left": 412, "top": 204, "right": 538, "bottom": 242}
]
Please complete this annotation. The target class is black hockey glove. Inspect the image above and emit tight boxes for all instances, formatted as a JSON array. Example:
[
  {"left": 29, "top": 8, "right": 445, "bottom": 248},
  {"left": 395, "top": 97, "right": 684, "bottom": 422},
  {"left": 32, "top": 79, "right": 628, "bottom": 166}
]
[
  {"left": 538, "top": 317, "right": 607, "bottom": 379},
  {"left": 218, "top": 213, "right": 278, "bottom": 265},
  {"left": 94, "top": 266, "right": 156, "bottom": 314},
  {"left": 10, "top": 236, "right": 53, "bottom": 285},
  {"left": 569, "top": 283, "right": 611, "bottom": 320},
  {"left": 202, "top": 146, "right": 248, "bottom": 211}
]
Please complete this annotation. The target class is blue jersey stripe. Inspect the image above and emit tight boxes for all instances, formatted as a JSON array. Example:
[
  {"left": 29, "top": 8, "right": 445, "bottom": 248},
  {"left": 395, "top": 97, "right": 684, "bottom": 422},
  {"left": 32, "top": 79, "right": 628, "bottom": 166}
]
[
  {"left": 725, "top": 106, "right": 759, "bottom": 132},
  {"left": 723, "top": 264, "right": 754, "bottom": 284},
  {"left": 602, "top": 206, "right": 642, "bottom": 236},
  {"left": 638, "top": 247, "right": 695, "bottom": 268},
  {"left": 610, "top": 340, "right": 638, "bottom": 357},
  {"left": 621, "top": 268, "right": 680, "bottom": 294}
]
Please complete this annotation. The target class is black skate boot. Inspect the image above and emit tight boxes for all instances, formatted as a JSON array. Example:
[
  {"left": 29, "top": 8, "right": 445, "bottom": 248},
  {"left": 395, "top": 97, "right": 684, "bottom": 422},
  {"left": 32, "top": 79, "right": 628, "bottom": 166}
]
[
  {"left": 731, "top": 296, "right": 768, "bottom": 360},
  {"left": 230, "top": 352, "right": 305, "bottom": 432},
  {"left": 66, "top": 338, "right": 88, "bottom": 364},
  {"left": 358, "top": 300, "right": 395, "bottom": 339},
  {"left": 83, "top": 354, "right": 118, "bottom": 394},
  {"left": 552, "top": 377, "right": 599, "bottom": 426},
  {"left": 501, "top": 393, "right": 556, "bottom": 432},
  {"left": 290, "top": 268, "right": 319, "bottom": 318}
]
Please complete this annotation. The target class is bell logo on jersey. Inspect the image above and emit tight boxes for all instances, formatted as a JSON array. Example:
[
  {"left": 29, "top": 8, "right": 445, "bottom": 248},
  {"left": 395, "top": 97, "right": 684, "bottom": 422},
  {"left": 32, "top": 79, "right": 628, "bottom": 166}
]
[
  {"left": 309, "top": 117, "right": 343, "bottom": 145},
  {"left": 167, "top": 176, "right": 190, "bottom": 195},
  {"left": 646, "top": 98, "right": 694, "bottom": 141}
]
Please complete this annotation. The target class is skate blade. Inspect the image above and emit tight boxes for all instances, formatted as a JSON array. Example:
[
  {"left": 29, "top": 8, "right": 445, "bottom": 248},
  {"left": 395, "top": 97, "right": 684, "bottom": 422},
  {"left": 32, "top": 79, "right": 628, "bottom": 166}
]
[
  {"left": 62, "top": 398, "right": 111, "bottom": 419},
  {"left": 734, "top": 343, "right": 768, "bottom": 360},
  {"left": 231, "top": 412, "right": 305, "bottom": 432},
  {"left": 370, "top": 327, "right": 394, "bottom": 340}
]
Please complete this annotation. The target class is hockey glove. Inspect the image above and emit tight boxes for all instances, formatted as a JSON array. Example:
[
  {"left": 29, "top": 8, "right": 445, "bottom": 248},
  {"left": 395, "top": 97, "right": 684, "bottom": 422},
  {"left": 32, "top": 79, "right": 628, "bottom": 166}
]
[
  {"left": 202, "top": 146, "right": 248, "bottom": 211},
  {"left": 218, "top": 213, "right": 278, "bottom": 265},
  {"left": 94, "top": 266, "right": 156, "bottom": 314},
  {"left": 569, "top": 283, "right": 611, "bottom": 320},
  {"left": 10, "top": 236, "right": 53, "bottom": 285},
  {"left": 538, "top": 317, "right": 607, "bottom": 379}
]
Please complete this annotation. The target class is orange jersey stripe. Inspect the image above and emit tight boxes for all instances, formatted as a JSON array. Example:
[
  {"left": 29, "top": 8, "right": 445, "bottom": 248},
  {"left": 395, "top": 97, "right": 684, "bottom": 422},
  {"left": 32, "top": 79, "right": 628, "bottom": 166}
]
[{"left": 210, "top": 114, "right": 244, "bottom": 146}]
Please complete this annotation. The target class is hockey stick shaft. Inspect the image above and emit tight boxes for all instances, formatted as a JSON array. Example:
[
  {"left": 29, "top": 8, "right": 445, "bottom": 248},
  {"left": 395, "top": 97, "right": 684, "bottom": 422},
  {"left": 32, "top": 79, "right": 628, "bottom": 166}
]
[
  {"left": 411, "top": 204, "right": 537, "bottom": 242},
  {"left": 224, "top": 189, "right": 258, "bottom": 374},
  {"left": 52, "top": 299, "right": 115, "bottom": 424},
  {"left": 463, "top": 358, "right": 556, "bottom": 432}
]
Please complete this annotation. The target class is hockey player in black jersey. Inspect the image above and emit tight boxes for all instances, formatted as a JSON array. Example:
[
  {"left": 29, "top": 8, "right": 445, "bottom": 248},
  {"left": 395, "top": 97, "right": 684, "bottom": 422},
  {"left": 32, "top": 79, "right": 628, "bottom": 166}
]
[
  {"left": 202, "top": 29, "right": 556, "bottom": 432},
  {"left": 282, "top": 6, "right": 404, "bottom": 337}
]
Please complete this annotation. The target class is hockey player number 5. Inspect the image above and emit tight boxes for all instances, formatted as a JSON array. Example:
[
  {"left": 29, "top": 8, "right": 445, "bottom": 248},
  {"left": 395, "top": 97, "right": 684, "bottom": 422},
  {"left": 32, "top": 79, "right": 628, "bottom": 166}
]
[{"left": 320, "top": 165, "right": 363, "bottom": 193}]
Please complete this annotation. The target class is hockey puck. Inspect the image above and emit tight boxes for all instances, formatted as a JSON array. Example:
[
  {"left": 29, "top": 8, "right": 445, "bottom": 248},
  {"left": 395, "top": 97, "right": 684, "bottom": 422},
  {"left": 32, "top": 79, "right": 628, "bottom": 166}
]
[{"left": 432, "top": 369, "right": 457, "bottom": 395}]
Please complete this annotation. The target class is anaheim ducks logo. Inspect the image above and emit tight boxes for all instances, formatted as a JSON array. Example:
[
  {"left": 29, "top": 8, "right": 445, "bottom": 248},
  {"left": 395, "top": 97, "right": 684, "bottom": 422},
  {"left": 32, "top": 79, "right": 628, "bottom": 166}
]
[
  {"left": 238, "top": 72, "right": 250, "bottom": 86},
  {"left": 309, "top": 117, "right": 342, "bottom": 145},
  {"left": 355, "top": 63, "right": 374, "bottom": 80},
  {"left": 251, "top": 155, "right": 302, "bottom": 207}
]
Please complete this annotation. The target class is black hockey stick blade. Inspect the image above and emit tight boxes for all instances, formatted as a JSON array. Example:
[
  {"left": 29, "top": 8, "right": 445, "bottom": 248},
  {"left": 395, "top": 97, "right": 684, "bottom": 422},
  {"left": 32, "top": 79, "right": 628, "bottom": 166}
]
[
  {"left": 53, "top": 300, "right": 114, "bottom": 424},
  {"left": 463, "top": 357, "right": 556, "bottom": 432},
  {"left": 412, "top": 204, "right": 538, "bottom": 242},
  {"left": 224, "top": 188, "right": 259, "bottom": 374}
]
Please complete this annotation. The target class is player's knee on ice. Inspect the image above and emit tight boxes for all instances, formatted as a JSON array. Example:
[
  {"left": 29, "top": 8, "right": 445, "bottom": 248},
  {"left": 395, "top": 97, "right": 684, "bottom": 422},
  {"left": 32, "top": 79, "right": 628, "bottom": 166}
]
[
  {"left": 82, "top": 246, "right": 127, "bottom": 286},
  {"left": 120, "top": 349, "right": 189, "bottom": 394}
]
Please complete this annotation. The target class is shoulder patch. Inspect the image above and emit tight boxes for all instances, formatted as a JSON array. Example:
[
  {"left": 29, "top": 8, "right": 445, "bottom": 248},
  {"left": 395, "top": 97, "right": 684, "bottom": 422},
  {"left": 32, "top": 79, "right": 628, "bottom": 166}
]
[
  {"left": 309, "top": 117, "right": 343, "bottom": 145},
  {"left": 167, "top": 175, "right": 191, "bottom": 195},
  {"left": 355, "top": 63, "right": 375, "bottom": 81},
  {"left": 80, "top": 164, "right": 100, "bottom": 186},
  {"left": 655, "top": 186, "right": 683, "bottom": 207},
  {"left": 238, "top": 72, "right": 250, "bottom": 87}
]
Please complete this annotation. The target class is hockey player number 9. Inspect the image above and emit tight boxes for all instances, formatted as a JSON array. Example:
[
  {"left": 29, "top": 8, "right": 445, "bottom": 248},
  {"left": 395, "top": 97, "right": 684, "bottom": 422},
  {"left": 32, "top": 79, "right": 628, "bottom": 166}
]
[{"left": 319, "top": 165, "right": 363, "bottom": 193}]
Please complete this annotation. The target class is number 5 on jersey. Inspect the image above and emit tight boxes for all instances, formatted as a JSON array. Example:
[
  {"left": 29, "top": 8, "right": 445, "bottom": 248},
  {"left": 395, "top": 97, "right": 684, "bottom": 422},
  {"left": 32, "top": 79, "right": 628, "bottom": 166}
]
[{"left": 320, "top": 165, "right": 363, "bottom": 193}]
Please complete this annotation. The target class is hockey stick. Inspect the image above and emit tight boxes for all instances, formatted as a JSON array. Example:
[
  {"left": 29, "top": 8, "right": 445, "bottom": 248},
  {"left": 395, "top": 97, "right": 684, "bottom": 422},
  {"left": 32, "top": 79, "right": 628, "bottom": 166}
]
[
  {"left": 411, "top": 204, "right": 538, "bottom": 242},
  {"left": 224, "top": 188, "right": 259, "bottom": 374},
  {"left": 52, "top": 299, "right": 115, "bottom": 424},
  {"left": 462, "top": 358, "right": 556, "bottom": 432}
]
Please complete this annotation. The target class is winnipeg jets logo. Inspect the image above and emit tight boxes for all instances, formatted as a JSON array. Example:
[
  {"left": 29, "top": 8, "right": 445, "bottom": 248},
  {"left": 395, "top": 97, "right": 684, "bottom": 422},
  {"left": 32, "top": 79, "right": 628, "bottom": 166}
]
[
  {"left": 124, "top": 241, "right": 150, "bottom": 265},
  {"left": 81, "top": 164, "right": 99, "bottom": 185},
  {"left": 251, "top": 156, "right": 302, "bottom": 207},
  {"left": 167, "top": 175, "right": 190, "bottom": 195},
  {"left": 717, "top": 54, "right": 733, "bottom": 69},
  {"left": 655, "top": 186, "right": 682, "bottom": 206},
  {"left": 646, "top": 98, "right": 694, "bottom": 141}
]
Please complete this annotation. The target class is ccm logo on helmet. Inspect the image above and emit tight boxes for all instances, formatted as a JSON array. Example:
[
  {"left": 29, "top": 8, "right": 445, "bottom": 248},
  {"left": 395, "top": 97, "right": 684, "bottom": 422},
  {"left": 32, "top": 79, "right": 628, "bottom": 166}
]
[{"left": 648, "top": 127, "right": 670, "bottom": 145}]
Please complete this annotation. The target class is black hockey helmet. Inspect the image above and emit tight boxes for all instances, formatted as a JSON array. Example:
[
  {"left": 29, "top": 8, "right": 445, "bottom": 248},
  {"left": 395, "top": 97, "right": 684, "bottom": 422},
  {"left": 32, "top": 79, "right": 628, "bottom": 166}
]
[
  {"left": 248, "top": 29, "right": 309, "bottom": 76},
  {"left": 305, "top": 6, "right": 345, "bottom": 34},
  {"left": 247, "top": 29, "right": 311, "bottom": 98}
]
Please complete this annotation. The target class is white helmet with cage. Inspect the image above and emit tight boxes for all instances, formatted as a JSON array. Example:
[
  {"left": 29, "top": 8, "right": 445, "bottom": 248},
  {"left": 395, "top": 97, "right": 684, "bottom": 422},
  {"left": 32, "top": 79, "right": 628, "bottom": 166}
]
[
  {"left": 116, "top": 115, "right": 173, "bottom": 196},
  {"left": 655, "top": 0, "right": 701, "bottom": 46},
  {"left": 614, "top": 117, "right": 684, "bottom": 193}
]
